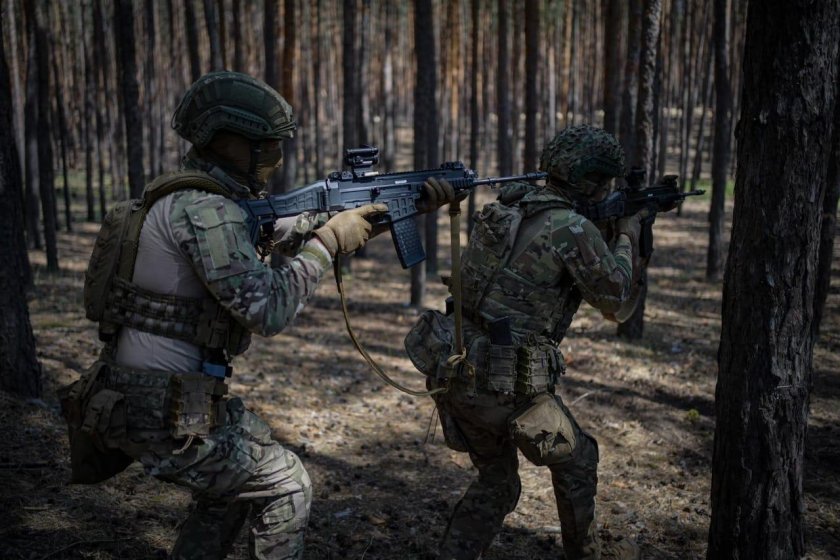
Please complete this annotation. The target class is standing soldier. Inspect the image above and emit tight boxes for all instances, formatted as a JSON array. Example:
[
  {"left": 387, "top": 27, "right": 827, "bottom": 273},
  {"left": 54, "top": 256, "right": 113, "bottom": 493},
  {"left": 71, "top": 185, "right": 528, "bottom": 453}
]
[
  {"left": 405, "top": 125, "right": 645, "bottom": 560},
  {"left": 60, "top": 71, "right": 456, "bottom": 560}
]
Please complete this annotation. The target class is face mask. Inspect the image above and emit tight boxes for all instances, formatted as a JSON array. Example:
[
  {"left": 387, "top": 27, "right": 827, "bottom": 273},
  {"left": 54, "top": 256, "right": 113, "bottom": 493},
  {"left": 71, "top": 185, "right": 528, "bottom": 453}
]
[{"left": 202, "top": 132, "right": 284, "bottom": 187}]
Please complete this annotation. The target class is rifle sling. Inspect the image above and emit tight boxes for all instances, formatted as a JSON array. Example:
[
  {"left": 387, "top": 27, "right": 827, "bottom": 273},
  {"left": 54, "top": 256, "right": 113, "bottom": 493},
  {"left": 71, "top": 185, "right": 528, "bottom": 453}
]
[{"left": 333, "top": 258, "right": 447, "bottom": 397}]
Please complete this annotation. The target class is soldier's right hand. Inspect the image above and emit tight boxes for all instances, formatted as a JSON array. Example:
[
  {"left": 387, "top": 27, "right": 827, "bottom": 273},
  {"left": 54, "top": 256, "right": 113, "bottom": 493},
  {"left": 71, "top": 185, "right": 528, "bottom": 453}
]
[
  {"left": 313, "top": 203, "right": 389, "bottom": 256},
  {"left": 616, "top": 208, "right": 650, "bottom": 248}
]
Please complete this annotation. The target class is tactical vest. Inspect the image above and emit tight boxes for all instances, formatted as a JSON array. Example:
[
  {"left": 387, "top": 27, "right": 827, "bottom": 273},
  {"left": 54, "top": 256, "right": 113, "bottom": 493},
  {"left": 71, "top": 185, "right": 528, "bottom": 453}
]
[
  {"left": 84, "top": 171, "right": 249, "bottom": 357},
  {"left": 460, "top": 186, "right": 583, "bottom": 344}
]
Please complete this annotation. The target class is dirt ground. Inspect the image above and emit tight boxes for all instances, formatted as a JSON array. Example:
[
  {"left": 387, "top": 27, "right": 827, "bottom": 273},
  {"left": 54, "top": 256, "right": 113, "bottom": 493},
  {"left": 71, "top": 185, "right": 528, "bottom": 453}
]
[{"left": 2, "top": 197, "right": 838, "bottom": 559}]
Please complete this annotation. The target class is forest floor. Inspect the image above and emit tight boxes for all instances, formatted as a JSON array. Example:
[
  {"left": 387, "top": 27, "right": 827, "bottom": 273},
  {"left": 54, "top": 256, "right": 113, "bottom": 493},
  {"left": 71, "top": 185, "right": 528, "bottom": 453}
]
[{"left": 2, "top": 196, "right": 839, "bottom": 559}]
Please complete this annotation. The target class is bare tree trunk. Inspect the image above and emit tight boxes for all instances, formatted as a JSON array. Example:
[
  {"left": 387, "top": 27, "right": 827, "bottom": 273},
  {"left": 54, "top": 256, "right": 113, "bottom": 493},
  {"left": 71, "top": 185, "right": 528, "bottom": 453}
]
[
  {"left": 23, "top": 0, "right": 41, "bottom": 250},
  {"left": 497, "top": 0, "right": 512, "bottom": 175},
  {"left": 603, "top": 0, "right": 625, "bottom": 136},
  {"left": 411, "top": 0, "right": 437, "bottom": 305},
  {"left": 616, "top": 0, "right": 661, "bottom": 340},
  {"left": 281, "top": 0, "right": 297, "bottom": 191},
  {"left": 204, "top": 0, "right": 223, "bottom": 70},
  {"left": 114, "top": 0, "right": 145, "bottom": 199},
  {"left": 706, "top": 0, "right": 732, "bottom": 280},
  {"left": 467, "top": 0, "right": 479, "bottom": 236},
  {"left": 52, "top": 43, "right": 71, "bottom": 233},
  {"left": 184, "top": 0, "right": 202, "bottom": 81},
  {"left": 813, "top": 63, "right": 840, "bottom": 339},
  {"left": 523, "top": 0, "right": 539, "bottom": 171},
  {"left": 619, "top": 0, "right": 643, "bottom": 158},
  {"left": 232, "top": 0, "right": 244, "bottom": 71},
  {"left": 707, "top": 2, "right": 840, "bottom": 558},
  {"left": 145, "top": 0, "right": 160, "bottom": 179},
  {"left": 93, "top": 0, "right": 108, "bottom": 220},
  {"left": 313, "top": 0, "right": 324, "bottom": 177},
  {"left": 0, "top": 20, "right": 42, "bottom": 397},
  {"left": 83, "top": 22, "right": 96, "bottom": 222},
  {"left": 33, "top": 0, "right": 58, "bottom": 272}
]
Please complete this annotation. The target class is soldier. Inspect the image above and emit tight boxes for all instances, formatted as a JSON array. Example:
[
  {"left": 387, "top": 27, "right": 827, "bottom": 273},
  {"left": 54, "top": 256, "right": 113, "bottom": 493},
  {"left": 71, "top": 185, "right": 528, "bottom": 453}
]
[
  {"left": 60, "top": 71, "right": 458, "bottom": 560},
  {"left": 405, "top": 125, "right": 646, "bottom": 560}
]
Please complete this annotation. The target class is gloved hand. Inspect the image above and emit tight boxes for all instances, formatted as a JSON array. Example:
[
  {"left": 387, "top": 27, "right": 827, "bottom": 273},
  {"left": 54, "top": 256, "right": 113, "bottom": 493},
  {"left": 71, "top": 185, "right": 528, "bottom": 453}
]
[
  {"left": 416, "top": 177, "right": 468, "bottom": 213},
  {"left": 313, "top": 203, "right": 388, "bottom": 256},
  {"left": 616, "top": 208, "right": 650, "bottom": 248}
]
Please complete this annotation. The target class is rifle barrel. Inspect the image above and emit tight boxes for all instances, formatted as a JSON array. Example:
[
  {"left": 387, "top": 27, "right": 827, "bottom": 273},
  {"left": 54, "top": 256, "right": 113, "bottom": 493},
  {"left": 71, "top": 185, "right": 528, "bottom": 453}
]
[{"left": 471, "top": 171, "right": 547, "bottom": 187}]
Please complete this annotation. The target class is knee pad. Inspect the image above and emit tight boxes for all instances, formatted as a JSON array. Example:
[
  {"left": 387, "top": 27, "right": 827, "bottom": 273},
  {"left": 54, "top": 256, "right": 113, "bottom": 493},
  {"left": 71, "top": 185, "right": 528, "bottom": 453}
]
[{"left": 508, "top": 393, "right": 577, "bottom": 466}]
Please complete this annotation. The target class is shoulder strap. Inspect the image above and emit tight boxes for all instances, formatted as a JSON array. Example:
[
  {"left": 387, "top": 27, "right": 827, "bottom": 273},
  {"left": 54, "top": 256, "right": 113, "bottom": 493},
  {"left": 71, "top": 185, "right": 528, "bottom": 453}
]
[{"left": 116, "top": 171, "right": 231, "bottom": 282}]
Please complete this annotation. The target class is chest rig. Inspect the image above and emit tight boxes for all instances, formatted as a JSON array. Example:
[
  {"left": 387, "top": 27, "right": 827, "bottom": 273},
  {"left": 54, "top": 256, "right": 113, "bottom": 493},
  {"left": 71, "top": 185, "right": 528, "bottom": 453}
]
[
  {"left": 84, "top": 171, "right": 250, "bottom": 360},
  {"left": 456, "top": 186, "right": 585, "bottom": 394}
]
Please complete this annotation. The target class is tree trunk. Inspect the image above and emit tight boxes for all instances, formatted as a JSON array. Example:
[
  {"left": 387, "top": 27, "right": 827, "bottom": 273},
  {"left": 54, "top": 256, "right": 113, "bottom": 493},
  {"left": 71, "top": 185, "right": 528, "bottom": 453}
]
[
  {"left": 52, "top": 44, "right": 72, "bottom": 233},
  {"left": 496, "top": 0, "right": 512, "bottom": 176},
  {"left": 812, "top": 51, "right": 840, "bottom": 339},
  {"left": 603, "top": 0, "right": 625, "bottom": 136},
  {"left": 0, "top": 19, "right": 42, "bottom": 397},
  {"left": 619, "top": 0, "right": 643, "bottom": 159},
  {"left": 411, "top": 0, "right": 437, "bottom": 305},
  {"left": 204, "top": 0, "right": 223, "bottom": 70},
  {"left": 93, "top": 0, "right": 108, "bottom": 220},
  {"left": 281, "top": 0, "right": 297, "bottom": 191},
  {"left": 114, "top": 0, "right": 145, "bottom": 199},
  {"left": 706, "top": 0, "right": 733, "bottom": 281},
  {"left": 23, "top": 0, "right": 41, "bottom": 251},
  {"left": 616, "top": 0, "right": 661, "bottom": 340},
  {"left": 184, "top": 0, "right": 202, "bottom": 81},
  {"left": 707, "top": 2, "right": 840, "bottom": 558},
  {"left": 467, "top": 0, "right": 479, "bottom": 236},
  {"left": 523, "top": 0, "right": 539, "bottom": 171},
  {"left": 33, "top": 0, "right": 58, "bottom": 272},
  {"left": 232, "top": 0, "right": 244, "bottom": 71},
  {"left": 83, "top": 24, "right": 96, "bottom": 222}
]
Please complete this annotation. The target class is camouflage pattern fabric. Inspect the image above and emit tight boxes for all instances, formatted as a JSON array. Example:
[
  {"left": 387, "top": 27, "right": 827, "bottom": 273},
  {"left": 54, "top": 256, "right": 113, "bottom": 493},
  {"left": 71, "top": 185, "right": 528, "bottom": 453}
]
[
  {"left": 433, "top": 381, "right": 599, "bottom": 560},
  {"left": 118, "top": 397, "right": 311, "bottom": 560},
  {"left": 408, "top": 176, "right": 635, "bottom": 559},
  {"left": 169, "top": 188, "right": 331, "bottom": 337}
]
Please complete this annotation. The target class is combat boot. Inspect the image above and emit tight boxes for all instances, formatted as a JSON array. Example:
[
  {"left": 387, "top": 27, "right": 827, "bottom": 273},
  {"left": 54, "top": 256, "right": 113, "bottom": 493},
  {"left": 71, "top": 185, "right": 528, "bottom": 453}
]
[{"left": 599, "top": 536, "right": 640, "bottom": 560}]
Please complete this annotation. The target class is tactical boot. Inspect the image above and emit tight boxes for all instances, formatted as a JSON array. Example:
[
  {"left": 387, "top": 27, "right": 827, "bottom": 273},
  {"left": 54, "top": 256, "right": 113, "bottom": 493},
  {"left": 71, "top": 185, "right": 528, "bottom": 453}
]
[{"left": 599, "top": 536, "right": 640, "bottom": 560}]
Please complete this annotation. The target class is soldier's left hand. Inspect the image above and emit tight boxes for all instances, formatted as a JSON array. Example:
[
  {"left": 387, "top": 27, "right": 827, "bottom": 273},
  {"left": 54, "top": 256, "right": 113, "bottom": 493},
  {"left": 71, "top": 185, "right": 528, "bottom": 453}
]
[{"left": 417, "top": 177, "right": 468, "bottom": 213}]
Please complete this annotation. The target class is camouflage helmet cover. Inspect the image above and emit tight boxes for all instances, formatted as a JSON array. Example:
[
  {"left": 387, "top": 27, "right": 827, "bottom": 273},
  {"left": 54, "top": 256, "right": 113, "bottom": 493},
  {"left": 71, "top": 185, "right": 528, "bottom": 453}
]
[
  {"left": 539, "top": 125, "right": 625, "bottom": 195},
  {"left": 172, "top": 71, "right": 296, "bottom": 147}
]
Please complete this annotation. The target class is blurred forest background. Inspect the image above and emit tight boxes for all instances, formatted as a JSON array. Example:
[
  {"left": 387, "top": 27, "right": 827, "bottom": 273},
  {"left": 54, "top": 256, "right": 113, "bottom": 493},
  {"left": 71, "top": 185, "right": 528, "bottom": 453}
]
[{"left": 1, "top": 0, "right": 840, "bottom": 559}]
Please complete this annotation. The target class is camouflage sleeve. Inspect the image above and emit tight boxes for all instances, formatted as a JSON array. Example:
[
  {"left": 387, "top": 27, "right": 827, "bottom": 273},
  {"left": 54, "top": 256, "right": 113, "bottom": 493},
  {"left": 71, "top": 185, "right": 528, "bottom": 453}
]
[
  {"left": 272, "top": 211, "right": 331, "bottom": 256},
  {"left": 552, "top": 211, "right": 633, "bottom": 314},
  {"left": 171, "top": 191, "right": 333, "bottom": 337}
]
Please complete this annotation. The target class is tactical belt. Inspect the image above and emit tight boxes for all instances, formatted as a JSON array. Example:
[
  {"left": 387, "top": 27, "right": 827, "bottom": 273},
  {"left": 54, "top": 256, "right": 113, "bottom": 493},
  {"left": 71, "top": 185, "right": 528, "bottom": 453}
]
[
  {"left": 97, "top": 361, "right": 228, "bottom": 437},
  {"left": 459, "top": 309, "right": 564, "bottom": 396}
]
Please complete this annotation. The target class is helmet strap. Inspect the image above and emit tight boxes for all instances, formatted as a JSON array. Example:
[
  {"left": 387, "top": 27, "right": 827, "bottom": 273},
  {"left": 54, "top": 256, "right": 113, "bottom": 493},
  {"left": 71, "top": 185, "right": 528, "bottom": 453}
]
[{"left": 248, "top": 140, "right": 262, "bottom": 193}]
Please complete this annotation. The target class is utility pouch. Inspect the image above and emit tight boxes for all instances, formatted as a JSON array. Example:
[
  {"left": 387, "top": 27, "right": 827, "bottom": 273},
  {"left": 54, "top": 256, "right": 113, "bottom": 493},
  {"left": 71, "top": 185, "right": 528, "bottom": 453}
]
[
  {"left": 404, "top": 309, "right": 456, "bottom": 380},
  {"left": 169, "top": 373, "right": 228, "bottom": 439},
  {"left": 58, "top": 362, "right": 132, "bottom": 484},
  {"left": 435, "top": 404, "right": 469, "bottom": 453},
  {"left": 486, "top": 344, "right": 517, "bottom": 393},
  {"left": 515, "top": 345, "right": 564, "bottom": 395},
  {"left": 508, "top": 393, "right": 577, "bottom": 466}
]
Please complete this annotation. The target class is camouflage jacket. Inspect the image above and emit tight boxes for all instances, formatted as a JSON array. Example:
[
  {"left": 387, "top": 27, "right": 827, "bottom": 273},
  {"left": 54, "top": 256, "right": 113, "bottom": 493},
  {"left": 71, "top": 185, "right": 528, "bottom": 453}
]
[{"left": 459, "top": 184, "right": 634, "bottom": 344}]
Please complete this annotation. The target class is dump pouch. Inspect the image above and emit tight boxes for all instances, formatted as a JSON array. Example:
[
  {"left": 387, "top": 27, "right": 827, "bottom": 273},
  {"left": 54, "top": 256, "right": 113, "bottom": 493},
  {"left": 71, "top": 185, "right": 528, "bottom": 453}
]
[
  {"left": 508, "top": 393, "right": 577, "bottom": 466},
  {"left": 404, "top": 309, "right": 457, "bottom": 380},
  {"left": 58, "top": 362, "right": 132, "bottom": 484}
]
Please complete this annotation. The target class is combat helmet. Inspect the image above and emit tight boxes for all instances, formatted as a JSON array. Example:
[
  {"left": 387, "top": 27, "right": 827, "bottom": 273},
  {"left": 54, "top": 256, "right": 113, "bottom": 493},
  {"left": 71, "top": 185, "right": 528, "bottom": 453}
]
[
  {"left": 539, "top": 125, "right": 625, "bottom": 198},
  {"left": 172, "top": 71, "right": 296, "bottom": 147}
]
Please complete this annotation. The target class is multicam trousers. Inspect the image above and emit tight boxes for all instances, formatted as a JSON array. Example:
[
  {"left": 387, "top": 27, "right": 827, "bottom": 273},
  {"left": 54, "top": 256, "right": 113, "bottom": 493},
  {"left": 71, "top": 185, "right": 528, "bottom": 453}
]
[
  {"left": 433, "top": 382, "right": 600, "bottom": 560},
  {"left": 120, "top": 397, "right": 312, "bottom": 560}
]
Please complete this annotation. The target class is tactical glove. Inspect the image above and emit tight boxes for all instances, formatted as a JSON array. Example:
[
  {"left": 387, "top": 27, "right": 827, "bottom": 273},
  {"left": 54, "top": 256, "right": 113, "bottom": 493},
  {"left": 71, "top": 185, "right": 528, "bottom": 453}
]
[
  {"left": 416, "top": 177, "right": 468, "bottom": 213},
  {"left": 313, "top": 204, "right": 388, "bottom": 256},
  {"left": 616, "top": 208, "right": 650, "bottom": 248}
]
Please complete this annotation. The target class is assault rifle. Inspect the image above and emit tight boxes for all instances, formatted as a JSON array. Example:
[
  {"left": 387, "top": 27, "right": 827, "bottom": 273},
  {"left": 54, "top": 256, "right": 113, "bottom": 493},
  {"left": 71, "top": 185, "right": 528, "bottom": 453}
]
[
  {"left": 577, "top": 168, "right": 704, "bottom": 258},
  {"left": 238, "top": 146, "right": 547, "bottom": 268}
]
